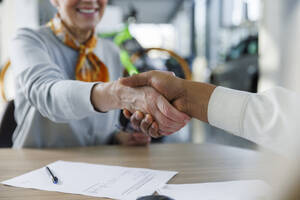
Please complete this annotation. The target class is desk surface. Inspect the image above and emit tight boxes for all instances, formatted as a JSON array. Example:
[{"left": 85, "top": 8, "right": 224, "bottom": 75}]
[{"left": 0, "top": 143, "right": 277, "bottom": 200}]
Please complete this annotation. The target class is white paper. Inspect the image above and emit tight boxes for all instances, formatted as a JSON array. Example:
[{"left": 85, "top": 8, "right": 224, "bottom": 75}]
[
  {"left": 2, "top": 160, "right": 177, "bottom": 200},
  {"left": 157, "top": 180, "right": 272, "bottom": 200}
]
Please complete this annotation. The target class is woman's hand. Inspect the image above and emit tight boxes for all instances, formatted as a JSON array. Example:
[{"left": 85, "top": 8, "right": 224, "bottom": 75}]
[
  {"left": 117, "top": 84, "right": 189, "bottom": 135},
  {"left": 114, "top": 131, "right": 151, "bottom": 146},
  {"left": 123, "top": 110, "right": 162, "bottom": 138},
  {"left": 120, "top": 71, "right": 216, "bottom": 123},
  {"left": 91, "top": 80, "right": 190, "bottom": 136}
]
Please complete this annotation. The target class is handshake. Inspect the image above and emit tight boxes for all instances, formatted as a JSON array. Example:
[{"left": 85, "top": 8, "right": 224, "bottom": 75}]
[
  {"left": 92, "top": 70, "right": 216, "bottom": 139},
  {"left": 118, "top": 71, "right": 216, "bottom": 138}
]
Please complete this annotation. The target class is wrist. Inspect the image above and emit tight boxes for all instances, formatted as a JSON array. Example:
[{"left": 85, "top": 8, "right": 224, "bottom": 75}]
[
  {"left": 91, "top": 81, "right": 121, "bottom": 112},
  {"left": 171, "top": 78, "right": 189, "bottom": 113},
  {"left": 185, "top": 81, "right": 216, "bottom": 122}
]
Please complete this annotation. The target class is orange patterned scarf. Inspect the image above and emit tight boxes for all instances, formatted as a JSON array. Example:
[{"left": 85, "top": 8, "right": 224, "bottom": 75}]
[{"left": 47, "top": 14, "right": 109, "bottom": 82}]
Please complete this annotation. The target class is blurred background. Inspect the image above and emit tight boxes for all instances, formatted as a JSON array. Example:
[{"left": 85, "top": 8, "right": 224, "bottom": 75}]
[{"left": 0, "top": 0, "right": 299, "bottom": 149}]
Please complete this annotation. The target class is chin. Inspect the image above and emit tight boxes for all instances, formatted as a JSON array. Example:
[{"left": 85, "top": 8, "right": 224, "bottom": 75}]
[
  {"left": 79, "top": 23, "right": 98, "bottom": 32},
  {"left": 75, "top": 16, "right": 102, "bottom": 31}
]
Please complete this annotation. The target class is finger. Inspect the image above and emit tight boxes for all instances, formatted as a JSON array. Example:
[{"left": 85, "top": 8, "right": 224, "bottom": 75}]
[
  {"left": 151, "top": 99, "right": 186, "bottom": 133},
  {"left": 130, "top": 111, "right": 144, "bottom": 130},
  {"left": 149, "top": 123, "right": 162, "bottom": 138},
  {"left": 153, "top": 111, "right": 182, "bottom": 133},
  {"left": 156, "top": 95, "right": 190, "bottom": 124},
  {"left": 123, "top": 109, "right": 132, "bottom": 119},
  {"left": 120, "top": 70, "right": 175, "bottom": 88},
  {"left": 149, "top": 97, "right": 185, "bottom": 131},
  {"left": 153, "top": 111, "right": 184, "bottom": 133},
  {"left": 148, "top": 122, "right": 158, "bottom": 137},
  {"left": 160, "top": 71, "right": 176, "bottom": 77},
  {"left": 140, "top": 114, "right": 154, "bottom": 134},
  {"left": 154, "top": 116, "right": 186, "bottom": 133},
  {"left": 120, "top": 72, "right": 151, "bottom": 87}
]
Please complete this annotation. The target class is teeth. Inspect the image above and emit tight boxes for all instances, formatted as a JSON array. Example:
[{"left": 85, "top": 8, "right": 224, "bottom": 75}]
[{"left": 79, "top": 9, "right": 96, "bottom": 14}]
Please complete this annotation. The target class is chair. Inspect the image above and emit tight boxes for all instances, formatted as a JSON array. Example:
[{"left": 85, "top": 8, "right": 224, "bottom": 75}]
[
  {"left": 0, "top": 100, "right": 16, "bottom": 147},
  {"left": 0, "top": 61, "right": 16, "bottom": 147}
]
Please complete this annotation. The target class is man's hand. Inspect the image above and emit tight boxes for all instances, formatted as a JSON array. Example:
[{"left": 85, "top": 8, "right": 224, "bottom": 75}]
[
  {"left": 120, "top": 70, "right": 216, "bottom": 137},
  {"left": 120, "top": 71, "right": 190, "bottom": 137},
  {"left": 123, "top": 110, "right": 162, "bottom": 138},
  {"left": 120, "top": 71, "right": 188, "bottom": 113},
  {"left": 118, "top": 85, "right": 189, "bottom": 135},
  {"left": 91, "top": 77, "right": 190, "bottom": 136}
]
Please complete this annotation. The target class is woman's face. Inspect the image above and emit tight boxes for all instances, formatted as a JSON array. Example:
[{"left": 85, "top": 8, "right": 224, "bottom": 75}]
[{"left": 51, "top": 0, "right": 107, "bottom": 32}]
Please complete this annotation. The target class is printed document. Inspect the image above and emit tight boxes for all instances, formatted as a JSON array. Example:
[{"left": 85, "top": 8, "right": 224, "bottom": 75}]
[{"left": 2, "top": 160, "right": 177, "bottom": 200}]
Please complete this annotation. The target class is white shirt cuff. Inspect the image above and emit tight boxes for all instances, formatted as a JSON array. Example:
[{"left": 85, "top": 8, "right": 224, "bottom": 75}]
[{"left": 207, "top": 86, "right": 251, "bottom": 136}]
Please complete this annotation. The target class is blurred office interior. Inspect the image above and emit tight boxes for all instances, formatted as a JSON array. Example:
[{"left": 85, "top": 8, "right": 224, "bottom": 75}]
[{"left": 0, "top": 0, "right": 299, "bottom": 148}]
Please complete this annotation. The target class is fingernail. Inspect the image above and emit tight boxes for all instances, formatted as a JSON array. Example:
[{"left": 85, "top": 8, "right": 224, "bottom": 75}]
[
  {"left": 136, "top": 112, "right": 143, "bottom": 120},
  {"left": 145, "top": 115, "right": 151, "bottom": 123},
  {"left": 151, "top": 123, "right": 157, "bottom": 130}
]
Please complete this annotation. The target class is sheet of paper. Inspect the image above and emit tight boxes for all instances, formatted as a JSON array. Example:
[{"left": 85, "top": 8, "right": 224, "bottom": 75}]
[
  {"left": 2, "top": 160, "right": 177, "bottom": 200},
  {"left": 157, "top": 180, "right": 272, "bottom": 200}
]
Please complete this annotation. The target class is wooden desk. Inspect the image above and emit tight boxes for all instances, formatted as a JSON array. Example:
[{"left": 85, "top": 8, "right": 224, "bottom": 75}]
[{"left": 0, "top": 143, "right": 277, "bottom": 200}]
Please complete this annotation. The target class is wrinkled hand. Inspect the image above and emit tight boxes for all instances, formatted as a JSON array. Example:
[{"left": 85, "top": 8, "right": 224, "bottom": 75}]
[
  {"left": 115, "top": 131, "right": 151, "bottom": 146},
  {"left": 118, "top": 84, "right": 189, "bottom": 135},
  {"left": 91, "top": 74, "right": 190, "bottom": 136},
  {"left": 123, "top": 110, "right": 163, "bottom": 138},
  {"left": 120, "top": 71, "right": 188, "bottom": 113},
  {"left": 120, "top": 71, "right": 190, "bottom": 137}
]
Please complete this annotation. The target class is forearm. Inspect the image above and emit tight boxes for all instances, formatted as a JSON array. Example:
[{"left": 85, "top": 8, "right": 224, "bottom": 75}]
[
  {"left": 183, "top": 81, "right": 217, "bottom": 122},
  {"left": 18, "top": 72, "right": 98, "bottom": 122},
  {"left": 206, "top": 86, "right": 300, "bottom": 157}
]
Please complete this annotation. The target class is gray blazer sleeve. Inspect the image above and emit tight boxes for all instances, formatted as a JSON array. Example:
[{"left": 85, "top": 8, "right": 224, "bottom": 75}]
[{"left": 10, "top": 28, "right": 98, "bottom": 122}]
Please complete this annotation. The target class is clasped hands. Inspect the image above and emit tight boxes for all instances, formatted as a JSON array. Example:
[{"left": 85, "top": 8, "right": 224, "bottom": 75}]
[
  {"left": 92, "top": 70, "right": 199, "bottom": 144},
  {"left": 119, "top": 71, "right": 191, "bottom": 138}
]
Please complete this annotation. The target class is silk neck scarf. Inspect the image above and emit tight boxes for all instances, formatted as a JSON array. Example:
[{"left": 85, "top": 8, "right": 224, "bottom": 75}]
[{"left": 47, "top": 14, "right": 109, "bottom": 82}]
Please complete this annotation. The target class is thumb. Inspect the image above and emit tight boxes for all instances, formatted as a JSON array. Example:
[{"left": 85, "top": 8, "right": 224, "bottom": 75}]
[{"left": 120, "top": 72, "right": 151, "bottom": 87}]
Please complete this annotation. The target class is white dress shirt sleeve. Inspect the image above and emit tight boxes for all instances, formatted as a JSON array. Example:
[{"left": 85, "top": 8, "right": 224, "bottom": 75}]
[{"left": 208, "top": 86, "right": 300, "bottom": 157}]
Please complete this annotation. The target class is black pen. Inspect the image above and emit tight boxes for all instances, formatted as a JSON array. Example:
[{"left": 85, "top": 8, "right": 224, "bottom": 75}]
[{"left": 46, "top": 166, "right": 59, "bottom": 184}]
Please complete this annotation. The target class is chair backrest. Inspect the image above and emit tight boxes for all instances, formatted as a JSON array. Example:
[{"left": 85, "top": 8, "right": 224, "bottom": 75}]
[
  {"left": 0, "top": 61, "right": 11, "bottom": 101},
  {"left": 0, "top": 100, "right": 16, "bottom": 147}
]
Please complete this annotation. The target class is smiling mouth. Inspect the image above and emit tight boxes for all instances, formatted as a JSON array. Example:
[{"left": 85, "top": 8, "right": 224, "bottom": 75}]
[{"left": 77, "top": 8, "right": 99, "bottom": 14}]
